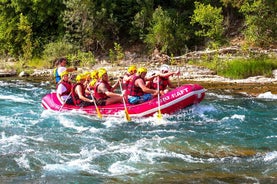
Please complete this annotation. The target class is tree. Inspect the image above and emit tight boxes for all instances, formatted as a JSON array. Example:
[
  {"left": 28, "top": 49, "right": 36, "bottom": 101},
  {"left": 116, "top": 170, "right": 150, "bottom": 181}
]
[
  {"left": 190, "top": 2, "right": 224, "bottom": 47},
  {"left": 0, "top": 0, "right": 64, "bottom": 58},
  {"left": 240, "top": 0, "right": 277, "bottom": 47},
  {"left": 145, "top": 6, "right": 174, "bottom": 54}
]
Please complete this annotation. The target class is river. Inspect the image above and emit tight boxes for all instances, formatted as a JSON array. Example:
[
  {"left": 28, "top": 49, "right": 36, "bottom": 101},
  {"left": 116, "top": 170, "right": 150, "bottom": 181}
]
[{"left": 0, "top": 78, "right": 276, "bottom": 183}]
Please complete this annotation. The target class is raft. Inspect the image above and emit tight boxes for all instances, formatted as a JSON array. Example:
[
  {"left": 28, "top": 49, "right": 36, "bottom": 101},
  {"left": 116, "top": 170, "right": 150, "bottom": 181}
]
[{"left": 41, "top": 84, "right": 205, "bottom": 118}]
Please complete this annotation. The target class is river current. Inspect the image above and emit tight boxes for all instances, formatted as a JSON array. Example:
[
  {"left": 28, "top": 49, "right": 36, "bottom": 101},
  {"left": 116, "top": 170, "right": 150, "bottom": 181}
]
[{"left": 0, "top": 79, "right": 276, "bottom": 183}]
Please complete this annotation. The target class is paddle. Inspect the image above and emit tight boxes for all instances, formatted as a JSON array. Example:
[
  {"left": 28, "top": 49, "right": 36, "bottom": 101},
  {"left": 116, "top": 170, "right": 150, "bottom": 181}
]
[
  {"left": 157, "top": 76, "right": 162, "bottom": 119},
  {"left": 119, "top": 81, "right": 131, "bottom": 122},
  {"left": 88, "top": 89, "right": 102, "bottom": 119},
  {"left": 177, "top": 66, "right": 180, "bottom": 87},
  {"left": 58, "top": 91, "right": 72, "bottom": 112}
]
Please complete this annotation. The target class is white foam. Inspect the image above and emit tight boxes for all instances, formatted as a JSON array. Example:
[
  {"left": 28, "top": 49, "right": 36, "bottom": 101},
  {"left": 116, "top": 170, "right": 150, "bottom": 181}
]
[
  {"left": 231, "top": 114, "right": 245, "bottom": 121},
  {"left": 257, "top": 91, "right": 277, "bottom": 99},
  {"left": 0, "top": 132, "right": 25, "bottom": 145},
  {"left": 207, "top": 92, "right": 234, "bottom": 99},
  {"left": 58, "top": 116, "right": 89, "bottom": 132},
  {"left": 264, "top": 151, "right": 277, "bottom": 162},
  {"left": 15, "top": 154, "right": 30, "bottom": 169},
  {"left": 0, "top": 95, "right": 31, "bottom": 103},
  {"left": 108, "top": 161, "right": 141, "bottom": 175}
]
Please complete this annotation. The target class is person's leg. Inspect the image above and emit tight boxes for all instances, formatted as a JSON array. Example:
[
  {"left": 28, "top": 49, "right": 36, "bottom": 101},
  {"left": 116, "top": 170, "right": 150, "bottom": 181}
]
[
  {"left": 106, "top": 96, "right": 122, "bottom": 105},
  {"left": 128, "top": 96, "right": 140, "bottom": 104}
]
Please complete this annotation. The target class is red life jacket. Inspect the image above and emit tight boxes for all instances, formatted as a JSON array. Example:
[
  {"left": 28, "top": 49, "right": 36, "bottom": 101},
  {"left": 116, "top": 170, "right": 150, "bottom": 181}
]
[
  {"left": 149, "top": 77, "right": 169, "bottom": 90},
  {"left": 56, "top": 81, "right": 72, "bottom": 96},
  {"left": 123, "top": 72, "right": 132, "bottom": 90},
  {"left": 94, "top": 80, "right": 112, "bottom": 100},
  {"left": 71, "top": 83, "right": 85, "bottom": 105},
  {"left": 126, "top": 75, "right": 144, "bottom": 96}
]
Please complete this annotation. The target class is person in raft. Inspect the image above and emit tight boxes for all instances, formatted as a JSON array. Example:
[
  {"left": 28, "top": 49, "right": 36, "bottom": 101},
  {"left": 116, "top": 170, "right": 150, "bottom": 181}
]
[
  {"left": 94, "top": 68, "right": 123, "bottom": 106},
  {"left": 53, "top": 57, "right": 77, "bottom": 83},
  {"left": 85, "top": 69, "right": 99, "bottom": 96},
  {"left": 126, "top": 67, "right": 160, "bottom": 104},
  {"left": 56, "top": 71, "right": 74, "bottom": 105},
  {"left": 71, "top": 73, "right": 95, "bottom": 107},
  {"left": 122, "top": 65, "right": 137, "bottom": 95},
  {"left": 147, "top": 64, "right": 180, "bottom": 95}
]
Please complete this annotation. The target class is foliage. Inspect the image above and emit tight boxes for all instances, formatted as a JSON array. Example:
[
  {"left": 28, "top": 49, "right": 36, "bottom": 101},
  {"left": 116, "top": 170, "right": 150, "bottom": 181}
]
[
  {"left": 0, "top": 0, "right": 64, "bottom": 58},
  {"left": 109, "top": 42, "right": 124, "bottom": 64},
  {"left": 190, "top": 2, "right": 224, "bottom": 47},
  {"left": 0, "top": 0, "right": 276, "bottom": 69},
  {"left": 239, "top": 0, "right": 277, "bottom": 47},
  {"left": 218, "top": 57, "right": 277, "bottom": 79},
  {"left": 145, "top": 6, "right": 174, "bottom": 53},
  {"left": 67, "top": 51, "right": 96, "bottom": 68},
  {"left": 42, "top": 41, "right": 76, "bottom": 65}
]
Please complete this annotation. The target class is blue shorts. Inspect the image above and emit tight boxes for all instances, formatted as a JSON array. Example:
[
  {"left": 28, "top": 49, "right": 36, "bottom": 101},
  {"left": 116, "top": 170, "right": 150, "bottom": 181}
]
[{"left": 128, "top": 94, "right": 153, "bottom": 104}]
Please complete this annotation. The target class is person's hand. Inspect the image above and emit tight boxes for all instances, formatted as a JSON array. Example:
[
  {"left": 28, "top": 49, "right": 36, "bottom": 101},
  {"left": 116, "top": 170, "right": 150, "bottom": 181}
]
[{"left": 175, "top": 70, "right": 180, "bottom": 75}]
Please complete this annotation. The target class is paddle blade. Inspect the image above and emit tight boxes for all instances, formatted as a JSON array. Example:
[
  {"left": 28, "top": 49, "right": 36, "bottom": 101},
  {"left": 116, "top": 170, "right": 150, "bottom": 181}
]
[
  {"left": 96, "top": 107, "right": 102, "bottom": 119},
  {"left": 125, "top": 109, "right": 131, "bottom": 122},
  {"left": 157, "top": 110, "right": 162, "bottom": 119}
]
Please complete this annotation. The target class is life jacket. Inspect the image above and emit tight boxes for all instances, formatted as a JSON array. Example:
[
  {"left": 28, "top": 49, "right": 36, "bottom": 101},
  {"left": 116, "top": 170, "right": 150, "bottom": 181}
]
[
  {"left": 71, "top": 82, "right": 85, "bottom": 105},
  {"left": 123, "top": 72, "right": 132, "bottom": 90},
  {"left": 126, "top": 75, "right": 144, "bottom": 96},
  {"left": 56, "top": 81, "right": 72, "bottom": 96},
  {"left": 94, "top": 80, "right": 112, "bottom": 100},
  {"left": 53, "top": 68, "right": 61, "bottom": 83},
  {"left": 149, "top": 77, "right": 169, "bottom": 91}
]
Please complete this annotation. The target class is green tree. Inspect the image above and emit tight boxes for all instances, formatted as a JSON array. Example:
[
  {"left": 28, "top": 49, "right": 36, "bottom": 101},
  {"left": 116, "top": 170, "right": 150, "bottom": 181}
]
[
  {"left": 145, "top": 6, "right": 174, "bottom": 54},
  {"left": 240, "top": 0, "right": 277, "bottom": 47},
  {"left": 190, "top": 2, "right": 224, "bottom": 47},
  {"left": 0, "top": 0, "right": 64, "bottom": 58}
]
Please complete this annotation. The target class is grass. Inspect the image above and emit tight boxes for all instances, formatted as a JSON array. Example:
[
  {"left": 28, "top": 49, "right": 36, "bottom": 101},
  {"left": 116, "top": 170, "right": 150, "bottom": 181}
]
[
  {"left": 191, "top": 56, "right": 277, "bottom": 79},
  {"left": 218, "top": 57, "right": 277, "bottom": 79}
]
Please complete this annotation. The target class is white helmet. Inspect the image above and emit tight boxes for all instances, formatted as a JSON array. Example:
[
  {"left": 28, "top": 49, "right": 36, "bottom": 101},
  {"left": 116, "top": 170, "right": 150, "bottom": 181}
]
[{"left": 160, "top": 64, "right": 169, "bottom": 72}]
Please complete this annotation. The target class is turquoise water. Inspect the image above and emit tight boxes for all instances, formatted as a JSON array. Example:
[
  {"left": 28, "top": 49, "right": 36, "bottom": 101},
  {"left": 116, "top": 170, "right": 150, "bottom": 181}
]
[{"left": 0, "top": 79, "right": 276, "bottom": 183}]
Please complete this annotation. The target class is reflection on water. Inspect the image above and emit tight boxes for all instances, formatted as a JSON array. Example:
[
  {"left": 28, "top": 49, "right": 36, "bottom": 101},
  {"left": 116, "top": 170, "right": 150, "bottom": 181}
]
[{"left": 0, "top": 79, "right": 276, "bottom": 183}]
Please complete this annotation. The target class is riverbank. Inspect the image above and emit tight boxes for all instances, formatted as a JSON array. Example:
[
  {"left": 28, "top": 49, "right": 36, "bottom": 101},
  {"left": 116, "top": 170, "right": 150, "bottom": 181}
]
[{"left": 1, "top": 63, "right": 277, "bottom": 97}]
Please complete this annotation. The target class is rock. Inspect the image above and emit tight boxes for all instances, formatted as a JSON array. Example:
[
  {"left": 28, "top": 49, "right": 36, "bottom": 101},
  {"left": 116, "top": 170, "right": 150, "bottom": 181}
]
[{"left": 19, "top": 71, "right": 30, "bottom": 77}]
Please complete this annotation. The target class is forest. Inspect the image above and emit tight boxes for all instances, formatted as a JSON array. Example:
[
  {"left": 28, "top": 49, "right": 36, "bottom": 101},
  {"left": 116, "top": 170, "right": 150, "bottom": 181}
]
[{"left": 0, "top": 0, "right": 276, "bottom": 66}]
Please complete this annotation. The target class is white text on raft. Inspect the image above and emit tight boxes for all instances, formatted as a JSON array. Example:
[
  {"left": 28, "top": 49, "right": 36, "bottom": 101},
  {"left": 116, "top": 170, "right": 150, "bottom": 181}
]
[{"left": 160, "top": 88, "right": 189, "bottom": 103}]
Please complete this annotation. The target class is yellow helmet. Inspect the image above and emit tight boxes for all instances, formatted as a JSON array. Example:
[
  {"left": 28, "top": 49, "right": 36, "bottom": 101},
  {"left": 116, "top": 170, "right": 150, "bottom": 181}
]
[
  {"left": 76, "top": 74, "right": 85, "bottom": 82},
  {"left": 60, "top": 70, "right": 69, "bottom": 78},
  {"left": 127, "top": 65, "right": 137, "bottom": 73},
  {"left": 90, "top": 70, "right": 98, "bottom": 79},
  {"left": 98, "top": 68, "right": 107, "bottom": 78},
  {"left": 89, "top": 79, "right": 97, "bottom": 87},
  {"left": 83, "top": 71, "right": 91, "bottom": 80},
  {"left": 137, "top": 67, "right": 147, "bottom": 74}
]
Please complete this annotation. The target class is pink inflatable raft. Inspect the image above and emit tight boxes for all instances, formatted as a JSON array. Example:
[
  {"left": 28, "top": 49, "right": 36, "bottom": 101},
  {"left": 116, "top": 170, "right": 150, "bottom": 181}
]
[{"left": 41, "top": 84, "right": 205, "bottom": 118}]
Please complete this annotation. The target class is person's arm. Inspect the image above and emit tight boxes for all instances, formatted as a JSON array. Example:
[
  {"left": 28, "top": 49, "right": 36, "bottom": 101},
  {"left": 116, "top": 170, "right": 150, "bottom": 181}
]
[
  {"left": 56, "top": 84, "right": 66, "bottom": 104},
  {"left": 99, "top": 83, "right": 122, "bottom": 98},
  {"left": 111, "top": 78, "right": 121, "bottom": 91},
  {"left": 76, "top": 85, "right": 94, "bottom": 103},
  {"left": 145, "top": 73, "right": 158, "bottom": 81},
  {"left": 136, "top": 79, "right": 157, "bottom": 94},
  {"left": 66, "top": 66, "right": 78, "bottom": 72},
  {"left": 167, "top": 80, "right": 175, "bottom": 88},
  {"left": 158, "top": 70, "right": 180, "bottom": 78}
]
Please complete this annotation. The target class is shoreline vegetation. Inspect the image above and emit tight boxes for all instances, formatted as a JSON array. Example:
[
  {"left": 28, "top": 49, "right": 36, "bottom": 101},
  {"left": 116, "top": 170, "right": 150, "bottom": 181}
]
[{"left": 1, "top": 46, "right": 277, "bottom": 96}]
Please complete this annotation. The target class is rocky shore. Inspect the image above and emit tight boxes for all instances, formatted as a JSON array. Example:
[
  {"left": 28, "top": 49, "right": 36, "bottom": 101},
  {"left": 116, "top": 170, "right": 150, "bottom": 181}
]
[{"left": 1, "top": 62, "right": 276, "bottom": 96}]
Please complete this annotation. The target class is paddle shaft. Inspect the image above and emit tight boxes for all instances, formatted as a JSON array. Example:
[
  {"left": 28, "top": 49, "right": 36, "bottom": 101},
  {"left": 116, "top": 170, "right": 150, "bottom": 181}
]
[
  {"left": 119, "top": 82, "right": 131, "bottom": 121},
  {"left": 58, "top": 91, "right": 72, "bottom": 111},
  {"left": 157, "top": 76, "right": 162, "bottom": 118},
  {"left": 87, "top": 88, "right": 102, "bottom": 119}
]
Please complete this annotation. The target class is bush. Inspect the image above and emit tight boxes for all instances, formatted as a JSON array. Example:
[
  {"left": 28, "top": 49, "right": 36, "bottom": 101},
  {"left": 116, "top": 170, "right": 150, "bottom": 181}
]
[{"left": 42, "top": 41, "right": 76, "bottom": 65}]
